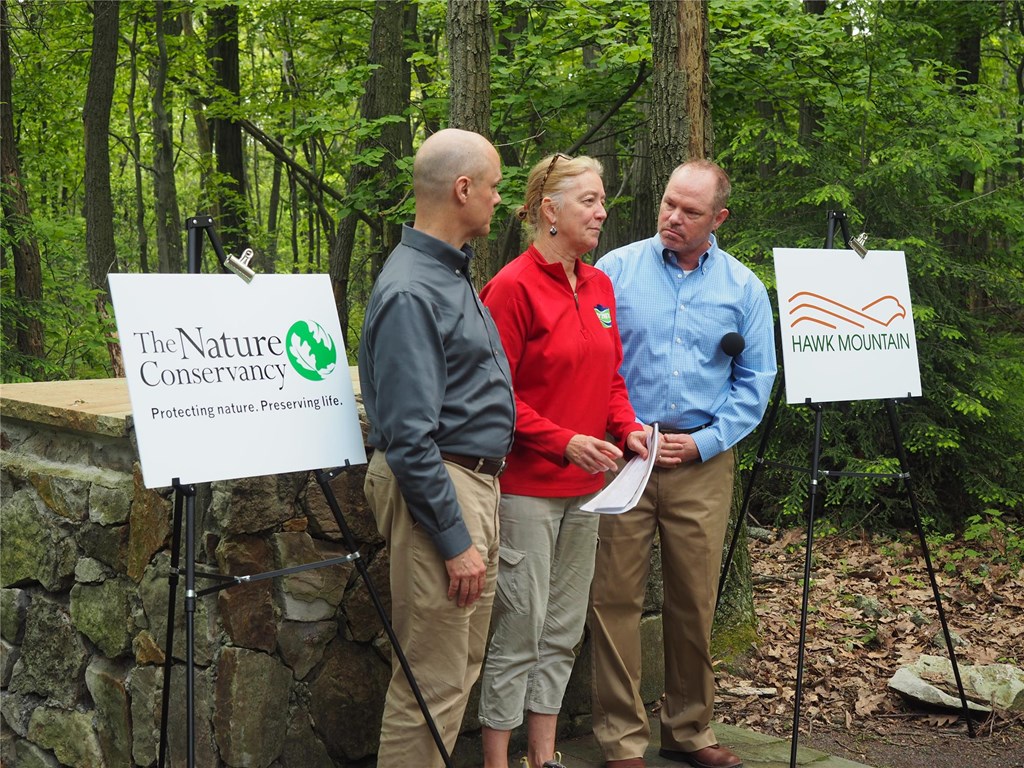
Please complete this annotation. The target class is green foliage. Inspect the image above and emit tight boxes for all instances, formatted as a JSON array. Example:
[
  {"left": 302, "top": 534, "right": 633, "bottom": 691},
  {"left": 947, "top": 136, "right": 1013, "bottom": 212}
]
[
  {"left": 1, "top": 215, "right": 112, "bottom": 381},
  {"left": 3, "top": 0, "right": 1021, "bottom": 536},
  {"left": 715, "top": 0, "right": 1024, "bottom": 533}
]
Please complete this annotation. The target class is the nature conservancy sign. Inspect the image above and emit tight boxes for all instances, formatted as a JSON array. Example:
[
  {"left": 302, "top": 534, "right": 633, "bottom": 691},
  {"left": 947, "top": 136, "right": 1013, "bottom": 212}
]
[
  {"left": 109, "top": 274, "right": 366, "bottom": 488},
  {"left": 773, "top": 248, "right": 922, "bottom": 404}
]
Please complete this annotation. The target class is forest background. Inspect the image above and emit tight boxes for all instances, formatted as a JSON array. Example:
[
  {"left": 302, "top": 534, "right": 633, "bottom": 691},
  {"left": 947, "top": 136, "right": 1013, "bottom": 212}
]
[{"left": 2, "top": 0, "right": 1023, "bottom": 548}]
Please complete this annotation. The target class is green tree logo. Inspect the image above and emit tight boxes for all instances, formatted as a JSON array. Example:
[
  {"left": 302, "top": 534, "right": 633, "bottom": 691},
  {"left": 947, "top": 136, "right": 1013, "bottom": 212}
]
[{"left": 285, "top": 320, "right": 338, "bottom": 381}]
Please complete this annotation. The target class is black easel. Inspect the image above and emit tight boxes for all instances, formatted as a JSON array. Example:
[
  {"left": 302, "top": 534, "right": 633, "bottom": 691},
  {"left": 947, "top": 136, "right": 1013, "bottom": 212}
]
[
  {"left": 157, "top": 217, "right": 453, "bottom": 768},
  {"left": 715, "top": 211, "right": 975, "bottom": 768}
]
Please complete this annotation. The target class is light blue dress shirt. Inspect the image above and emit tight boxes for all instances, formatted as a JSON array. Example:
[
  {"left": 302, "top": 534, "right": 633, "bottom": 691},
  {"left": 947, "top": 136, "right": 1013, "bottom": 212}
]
[{"left": 596, "top": 233, "right": 777, "bottom": 461}]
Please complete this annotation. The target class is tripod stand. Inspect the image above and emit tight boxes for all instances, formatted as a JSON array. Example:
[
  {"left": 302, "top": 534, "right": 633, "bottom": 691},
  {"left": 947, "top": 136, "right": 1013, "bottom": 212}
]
[
  {"left": 715, "top": 211, "right": 975, "bottom": 768},
  {"left": 157, "top": 217, "right": 453, "bottom": 768}
]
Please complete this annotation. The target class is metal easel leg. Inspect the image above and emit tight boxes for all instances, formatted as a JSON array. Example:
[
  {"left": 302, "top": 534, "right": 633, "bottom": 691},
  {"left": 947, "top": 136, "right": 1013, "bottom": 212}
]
[
  {"left": 884, "top": 399, "right": 975, "bottom": 736},
  {"left": 790, "top": 403, "right": 824, "bottom": 768}
]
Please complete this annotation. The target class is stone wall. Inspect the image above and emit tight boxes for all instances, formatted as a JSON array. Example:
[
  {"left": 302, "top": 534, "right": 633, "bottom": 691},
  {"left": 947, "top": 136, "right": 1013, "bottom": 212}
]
[{"left": 0, "top": 378, "right": 667, "bottom": 768}]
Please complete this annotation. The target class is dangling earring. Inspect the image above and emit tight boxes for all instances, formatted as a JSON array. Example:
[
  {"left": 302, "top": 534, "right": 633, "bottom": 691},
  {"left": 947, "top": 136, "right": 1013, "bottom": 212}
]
[{"left": 549, "top": 225, "right": 558, "bottom": 236}]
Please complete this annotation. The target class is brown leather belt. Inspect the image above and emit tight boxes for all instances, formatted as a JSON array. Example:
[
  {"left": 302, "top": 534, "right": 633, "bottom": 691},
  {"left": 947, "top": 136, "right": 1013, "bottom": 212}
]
[
  {"left": 659, "top": 423, "right": 709, "bottom": 435},
  {"left": 440, "top": 452, "right": 507, "bottom": 477}
]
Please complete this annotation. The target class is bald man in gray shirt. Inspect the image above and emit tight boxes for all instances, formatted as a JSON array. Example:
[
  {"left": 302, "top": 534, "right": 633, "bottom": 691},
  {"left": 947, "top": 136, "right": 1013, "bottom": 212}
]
[{"left": 359, "top": 128, "right": 515, "bottom": 767}]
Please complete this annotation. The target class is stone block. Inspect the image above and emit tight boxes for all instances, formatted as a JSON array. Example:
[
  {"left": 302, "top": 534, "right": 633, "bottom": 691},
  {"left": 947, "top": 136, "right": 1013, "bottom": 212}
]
[
  {"left": 76, "top": 520, "right": 128, "bottom": 573},
  {"left": 277, "top": 620, "right": 337, "bottom": 680},
  {"left": 27, "top": 470, "right": 90, "bottom": 522},
  {"left": 7, "top": 597, "right": 88, "bottom": 708},
  {"left": 309, "top": 637, "right": 388, "bottom": 762},
  {"left": 215, "top": 536, "right": 278, "bottom": 652},
  {"left": 27, "top": 707, "right": 105, "bottom": 768},
  {"left": 130, "top": 662, "right": 217, "bottom": 768},
  {"left": 126, "top": 471, "right": 171, "bottom": 583},
  {"left": 341, "top": 549, "right": 389, "bottom": 642},
  {"left": 132, "top": 629, "right": 165, "bottom": 665},
  {"left": 272, "top": 532, "right": 351, "bottom": 622},
  {"left": 281, "top": 703, "right": 335, "bottom": 768},
  {"left": 89, "top": 475, "right": 133, "bottom": 525},
  {"left": 302, "top": 466, "right": 381, "bottom": 546},
  {"left": 214, "top": 646, "right": 292, "bottom": 767},
  {"left": 0, "top": 489, "right": 77, "bottom": 591},
  {"left": 211, "top": 473, "right": 305, "bottom": 535},
  {"left": 74, "top": 556, "right": 106, "bottom": 583},
  {"left": 0, "top": 689, "right": 39, "bottom": 738},
  {"left": 13, "top": 740, "right": 60, "bottom": 768},
  {"left": 1, "top": 638, "right": 20, "bottom": 687},
  {"left": 138, "top": 552, "right": 217, "bottom": 666},
  {"left": 0, "top": 588, "right": 28, "bottom": 642},
  {"left": 71, "top": 578, "right": 133, "bottom": 657},
  {"left": 85, "top": 657, "right": 132, "bottom": 768}
]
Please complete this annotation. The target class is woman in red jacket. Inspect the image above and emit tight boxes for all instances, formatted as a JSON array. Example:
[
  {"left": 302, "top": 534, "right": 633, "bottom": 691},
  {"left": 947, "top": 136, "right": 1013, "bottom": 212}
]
[{"left": 478, "top": 154, "right": 649, "bottom": 768}]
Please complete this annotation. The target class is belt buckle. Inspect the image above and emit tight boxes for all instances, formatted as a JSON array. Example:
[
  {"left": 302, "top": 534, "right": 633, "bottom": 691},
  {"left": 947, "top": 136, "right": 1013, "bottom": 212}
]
[{"left": 494, "top": 457, "right": 507, "bottom": 478}]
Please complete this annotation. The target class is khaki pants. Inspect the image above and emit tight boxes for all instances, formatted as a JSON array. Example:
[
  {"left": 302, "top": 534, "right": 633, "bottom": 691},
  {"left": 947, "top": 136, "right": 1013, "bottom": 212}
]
[
  {"left": 589, "top": 450, "right": 734, "bottom": 761},
  {"left": 478, "top": 493, "right": 599, "bottom": 729},
  {"left": 365, "top": 450, "right": 501, "bottom": 768}
]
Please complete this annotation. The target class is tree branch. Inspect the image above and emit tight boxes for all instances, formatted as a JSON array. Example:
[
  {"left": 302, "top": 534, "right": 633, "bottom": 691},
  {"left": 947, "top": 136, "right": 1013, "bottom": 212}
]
[{"left": 567, "top": 61, "right": 649, "bottom": 156}]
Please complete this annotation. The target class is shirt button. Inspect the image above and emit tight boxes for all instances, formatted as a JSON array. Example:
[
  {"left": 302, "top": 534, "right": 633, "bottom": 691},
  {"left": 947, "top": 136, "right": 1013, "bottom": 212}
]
[
  {"left": 455, "top": 269, "right": 461, "bottom": 276},
  {"left": 675, "top": 337, "right": 682, "bottom": 344},
  {"left": 673, "top": 371, "right": 679, "bottom": 376},
  {"left": 679, "top": 304, "right": 685, "bottom": 310},
  {"left": 676, "top": 273, "right": 683, "bottom": 278},
  {"left": 670, "top": 403, "right": 677, "bottom": 410}
]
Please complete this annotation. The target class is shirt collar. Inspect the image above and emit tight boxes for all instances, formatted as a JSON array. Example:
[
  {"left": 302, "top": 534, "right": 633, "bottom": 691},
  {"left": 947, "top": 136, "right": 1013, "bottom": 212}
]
[
  {"left": 656, "top": 231, "right": 719, "bottom": 271},
  {"left": 402, "top": 223, "right": 474, "bottom": 273}
]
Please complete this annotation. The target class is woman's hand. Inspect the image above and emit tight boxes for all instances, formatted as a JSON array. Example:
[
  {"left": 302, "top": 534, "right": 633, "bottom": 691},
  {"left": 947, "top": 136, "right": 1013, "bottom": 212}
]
[
  {"left": 565, "top": 434, "right": 622, "bottom": 474},
  {"left": 625, "top": 427, "right": 650, "bottom": 460}
]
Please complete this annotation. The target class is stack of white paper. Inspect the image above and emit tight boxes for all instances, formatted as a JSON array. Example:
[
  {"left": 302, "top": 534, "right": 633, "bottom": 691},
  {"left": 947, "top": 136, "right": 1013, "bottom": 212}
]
[{"left": 581, "top": 424, "right": 659, "bottom": 515}]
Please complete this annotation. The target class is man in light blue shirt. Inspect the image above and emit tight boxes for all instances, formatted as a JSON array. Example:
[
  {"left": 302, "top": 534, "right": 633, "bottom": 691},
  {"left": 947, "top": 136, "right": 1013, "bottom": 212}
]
[{"left": 589, "top": 160, "right": 776, "bottom": 768}]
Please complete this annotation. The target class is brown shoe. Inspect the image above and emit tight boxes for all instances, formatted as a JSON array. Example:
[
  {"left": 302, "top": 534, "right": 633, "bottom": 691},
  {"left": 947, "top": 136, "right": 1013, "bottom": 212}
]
[
  {"left": 658, "top": 744, "right": 742, "bottom": 768},
  {"left": 606, "top": 759, "right": 646, "bottom": 768}
]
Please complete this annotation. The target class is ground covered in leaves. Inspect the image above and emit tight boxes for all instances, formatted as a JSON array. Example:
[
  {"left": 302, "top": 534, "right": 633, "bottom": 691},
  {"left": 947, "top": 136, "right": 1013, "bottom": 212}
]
[{"left": 714, "top": 527, "right": 1024, "bottom": 768}]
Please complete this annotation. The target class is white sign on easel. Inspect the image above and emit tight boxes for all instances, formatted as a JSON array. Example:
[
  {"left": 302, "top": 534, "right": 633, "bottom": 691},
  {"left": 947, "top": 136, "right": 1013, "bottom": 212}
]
[
  {"left": 773, "top": 248, "right": 922, "bottom": 404},
  {"left": 109, "top": 274, "right": 366, "bottom": 488}
]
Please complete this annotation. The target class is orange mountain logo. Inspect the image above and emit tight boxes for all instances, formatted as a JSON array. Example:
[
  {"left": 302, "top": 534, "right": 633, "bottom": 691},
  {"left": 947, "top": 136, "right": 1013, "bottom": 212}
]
[{"left": 786, "top": 292, "right": 907, "bottom": 330}]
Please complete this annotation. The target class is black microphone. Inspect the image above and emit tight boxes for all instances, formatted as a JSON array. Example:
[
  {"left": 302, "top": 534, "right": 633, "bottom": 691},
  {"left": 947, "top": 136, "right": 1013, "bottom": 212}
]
[{"left": 721, "top": 332, "right": 745, "bottom": 357}]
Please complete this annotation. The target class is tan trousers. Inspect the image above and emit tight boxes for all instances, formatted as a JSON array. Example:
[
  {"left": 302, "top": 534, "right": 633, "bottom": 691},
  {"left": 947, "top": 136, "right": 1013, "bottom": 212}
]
[
  {"left": 589, "top": 450, "right": 734, "bottom": 760},
  {"left": 365, "top": 450, "right": 501, "bottom": 768}
]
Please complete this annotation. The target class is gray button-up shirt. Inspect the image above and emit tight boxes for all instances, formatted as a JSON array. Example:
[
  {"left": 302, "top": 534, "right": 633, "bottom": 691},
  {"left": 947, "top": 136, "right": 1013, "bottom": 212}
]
[{"left": 358, "top": 225, "right": 515, "bottom": 559}]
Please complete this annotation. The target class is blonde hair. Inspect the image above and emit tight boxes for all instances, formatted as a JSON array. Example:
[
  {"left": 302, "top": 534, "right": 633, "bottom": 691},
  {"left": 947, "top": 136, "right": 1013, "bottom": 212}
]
[{"left": 517, "top": 154, "right": 604, "bottom": 236}]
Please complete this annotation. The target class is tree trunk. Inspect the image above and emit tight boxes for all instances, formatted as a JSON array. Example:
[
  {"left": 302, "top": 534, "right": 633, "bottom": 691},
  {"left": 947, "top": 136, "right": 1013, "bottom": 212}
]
[
  {"left": 584, "top": 44, "right": 623, "bottom": 261},
  {"left": 83, "top": 0, "right": 120, "bottom": 296},
  {"left": 208, "top": 3, "right": 247, "bottom": 253},
  {"left": 626, "top": 111, "right": 656, "bottom": 242},
  {"left": 797, "top": 1, "right": 825, "bottom": 165},
  {"left": 1, "top": 0, "right": 45, "bottom": 374},
  {"left": 679, "top": 0, "right": 713, "bottom": 160},
  {"left": 447, "top": 0, "right": 495, "bottom": 285},
  {"left": 151, "top": 0, "right": 183, "bottom": 273},
  {"left": 125, "top": 8, "right": 149, "bottom": 273},
  {"left": 83, "top": 0, "right": 124, "bottom": 376},
  {"left": 648, "top": 0, "right": 689, "bottom": 188},
  {"left": 329, "top": 0, "right": 410, "bottom": 346},
  {"left": 650, "top": 0, "right": 756, "bottom": 658},
  {"left": 181, "top": 8, "right": 213, "bottom": 218}
]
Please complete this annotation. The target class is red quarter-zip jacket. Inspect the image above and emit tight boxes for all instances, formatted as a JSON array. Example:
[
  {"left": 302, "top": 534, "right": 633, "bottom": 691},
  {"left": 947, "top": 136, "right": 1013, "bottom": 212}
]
[{"left": 480, "top": 245, "right": 644, "bottom": 497}]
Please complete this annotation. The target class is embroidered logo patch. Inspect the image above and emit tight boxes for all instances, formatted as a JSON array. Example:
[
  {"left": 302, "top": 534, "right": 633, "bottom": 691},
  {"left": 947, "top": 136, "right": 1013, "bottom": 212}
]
[{"left": 593, "top": 304, "right": 612, "bottom": 329}]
